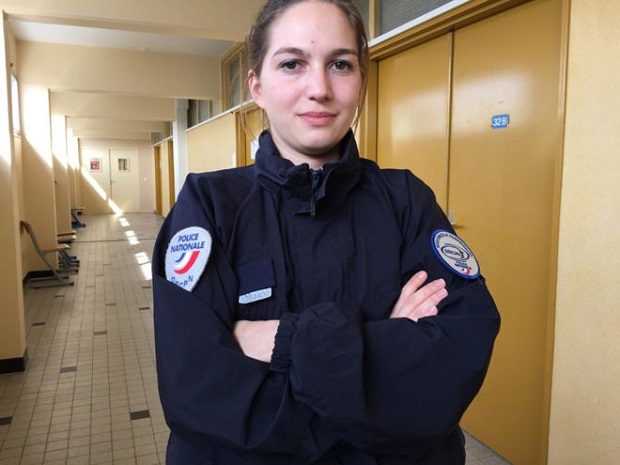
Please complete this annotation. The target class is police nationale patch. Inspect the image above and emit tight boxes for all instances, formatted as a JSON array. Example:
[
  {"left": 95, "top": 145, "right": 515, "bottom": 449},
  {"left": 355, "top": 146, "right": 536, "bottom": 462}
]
[
  {"left": 165, "top": 226, "right": 212, "bottom": 291},
  {"left": 431, "top": 230, "right": 480, "bottom": 280}
]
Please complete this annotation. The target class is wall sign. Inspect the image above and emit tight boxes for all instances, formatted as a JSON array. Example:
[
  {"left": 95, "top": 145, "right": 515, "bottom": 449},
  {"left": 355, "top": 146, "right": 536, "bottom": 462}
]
[
  {"left": 89, "top": 158, "right": 101, "bottom": 172},
  {"left": 491, "top": 114, "right": 510, "bottom": 129}
]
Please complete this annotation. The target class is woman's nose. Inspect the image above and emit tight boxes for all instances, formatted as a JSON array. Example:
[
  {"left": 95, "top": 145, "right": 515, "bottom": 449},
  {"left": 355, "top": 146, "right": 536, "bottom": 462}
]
[{"left": 306, "top": 68, "right": 332, "bottom": 101}]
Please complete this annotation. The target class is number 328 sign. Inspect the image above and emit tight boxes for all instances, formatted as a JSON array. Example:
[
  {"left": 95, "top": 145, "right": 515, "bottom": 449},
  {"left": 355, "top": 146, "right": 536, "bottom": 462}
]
[{"left": 491, "top": 114, "right": 510, "bottom": 129}]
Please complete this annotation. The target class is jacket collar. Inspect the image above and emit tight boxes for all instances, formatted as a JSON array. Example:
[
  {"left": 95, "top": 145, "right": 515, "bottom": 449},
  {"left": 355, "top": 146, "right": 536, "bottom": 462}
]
[{"left": 254, "top": 129, "right": 362, "bottom": 212}]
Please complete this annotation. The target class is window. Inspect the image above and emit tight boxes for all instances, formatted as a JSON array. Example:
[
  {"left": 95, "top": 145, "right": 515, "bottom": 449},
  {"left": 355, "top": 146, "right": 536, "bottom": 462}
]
[
  {"left": 222, "top": 45, "right": 248, "bottom": 111},
  {"left": 187, "top": 99, "right": 217, "bottom": 128},
  {"left": 351, "top": 0, "right": 370, "bottom": 36},
  {"left": 378, "top": 0, "right": 455, "bottom": 35},
  {"left": 11, "top": 75, "right": 20, "bottom": 135},
  {"left": 227, "top": 57, "right": 241, "bottom": 108},
  {"left": 150, "top": 121, "right": 172, "bottom": 145}
]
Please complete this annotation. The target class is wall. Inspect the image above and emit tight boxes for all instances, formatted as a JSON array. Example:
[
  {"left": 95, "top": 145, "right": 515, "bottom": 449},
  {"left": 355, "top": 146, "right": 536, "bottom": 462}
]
[
  {"left": 51, "top": 113, "right": 72, "bottom": 233},
  {"left": 19, "top": 82, "right": 58, "bottom": 271},
  {"left": 18, "top": 42, "right": 221, "bottom": 100},
  {"left": 548, "top": 1, "right": 620, "bottom": 463},
  {"left": 0, "top": 15, "right": 26, "bottom": 366},
  {"left": 186, "top": 112, "right": 236, "bottom": 174},
  {"left": 51, "top": 92, "right": 176, "bottom": 122}
]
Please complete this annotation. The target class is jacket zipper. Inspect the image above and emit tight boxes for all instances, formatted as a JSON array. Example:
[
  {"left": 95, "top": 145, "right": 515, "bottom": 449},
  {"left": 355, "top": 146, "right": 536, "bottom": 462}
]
[{"left": 309, "top": 169, "right": 322, "bottom": 218}]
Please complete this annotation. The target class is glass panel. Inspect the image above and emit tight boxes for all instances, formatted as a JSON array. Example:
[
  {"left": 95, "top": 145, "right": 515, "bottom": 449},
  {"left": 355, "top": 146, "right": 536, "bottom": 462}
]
[
  {"left": 228, "top": 57, "right": 241, "bottom": 108},
  {"left": 187, "top": 99, "right": 198, "bottom": 127},
  {"left": 117, "top": 158, "right": 129, "bottom": 171},
  {"left": 199, "top": 100, "right": 212, "bottom": 122},
  {"left": 11, "top": 75, "right": 20, "bottom": 135},
  {"left": 379, "top": 0, "right": 454, "bottom": 35},
  {"left": 351, "top": 0, "right": 370, "bottom": 37}
]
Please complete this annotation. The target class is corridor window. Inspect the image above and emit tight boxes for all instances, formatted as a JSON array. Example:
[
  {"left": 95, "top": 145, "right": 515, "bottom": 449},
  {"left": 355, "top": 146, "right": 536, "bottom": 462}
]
[
  {"left": 118, "top": 158, "right": 129, "bottom": 172},
  {"left": 222, "top": 44, "right": 248, "bottom": 111},
  {"left": 379, "top": 0, "right": 455, "bottom": 35},
  {"left": 11, "top": 75, "right": 20, "bottom": 135}
]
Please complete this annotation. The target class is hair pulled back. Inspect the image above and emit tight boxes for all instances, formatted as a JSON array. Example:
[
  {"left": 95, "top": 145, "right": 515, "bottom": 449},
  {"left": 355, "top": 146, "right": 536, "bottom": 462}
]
[{"left": 246, "top": 0, "right": 369, "bottom": 84}]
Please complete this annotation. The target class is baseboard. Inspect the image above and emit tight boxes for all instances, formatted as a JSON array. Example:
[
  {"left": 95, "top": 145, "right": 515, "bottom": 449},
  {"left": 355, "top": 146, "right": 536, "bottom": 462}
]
[
  {"left": 0, "top": 349, "right": 28, "bottom": 374},
  {"left": 23, "top": 270, "right": 54, "bottom": 283}
]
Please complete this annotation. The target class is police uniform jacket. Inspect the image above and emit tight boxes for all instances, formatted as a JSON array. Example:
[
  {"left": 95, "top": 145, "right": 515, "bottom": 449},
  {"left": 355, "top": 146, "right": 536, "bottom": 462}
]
[{"left": 152, "top": 130, "right": 500, "bottom": 464}]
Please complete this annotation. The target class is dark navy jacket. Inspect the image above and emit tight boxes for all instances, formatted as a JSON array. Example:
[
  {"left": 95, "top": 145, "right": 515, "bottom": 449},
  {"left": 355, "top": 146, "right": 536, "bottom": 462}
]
[{"left": 152, "top": 130, "right": 500, "bottom": 464}]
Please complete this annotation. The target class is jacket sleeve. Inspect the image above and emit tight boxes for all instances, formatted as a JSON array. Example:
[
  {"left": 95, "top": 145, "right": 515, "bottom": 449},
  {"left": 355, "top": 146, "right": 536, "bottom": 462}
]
[
  {"left": 152, "top": 176, "right": 340, "bottom": 459},
  {"left": 273, "top": 171, "right": 501, "bottom": 457}
]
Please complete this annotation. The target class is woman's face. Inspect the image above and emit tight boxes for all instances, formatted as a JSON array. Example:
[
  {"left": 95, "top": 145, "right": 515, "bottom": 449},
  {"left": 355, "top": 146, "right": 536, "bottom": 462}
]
[{"left": 249, "top": 1, "right": 363, "bottom": 168}]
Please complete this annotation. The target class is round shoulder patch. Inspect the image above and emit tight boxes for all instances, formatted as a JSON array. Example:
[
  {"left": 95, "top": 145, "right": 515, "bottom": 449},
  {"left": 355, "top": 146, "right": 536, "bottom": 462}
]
[
  {"left": 165, "top": 226, "right": 212, "bottom": 291},
  {"left": 431, "top": 230, "right": 480, "bottom": 280}
]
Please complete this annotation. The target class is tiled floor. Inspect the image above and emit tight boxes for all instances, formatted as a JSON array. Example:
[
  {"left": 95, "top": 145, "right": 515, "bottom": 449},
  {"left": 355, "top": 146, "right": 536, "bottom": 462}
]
[{"left": 0, "top": 213, "right": 511, "bottom": 464}]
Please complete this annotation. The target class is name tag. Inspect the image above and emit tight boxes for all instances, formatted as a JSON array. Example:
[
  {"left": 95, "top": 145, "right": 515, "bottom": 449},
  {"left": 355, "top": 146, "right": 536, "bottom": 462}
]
[{"left": 238, "top": 287, "right": 273, "bottom": 304}]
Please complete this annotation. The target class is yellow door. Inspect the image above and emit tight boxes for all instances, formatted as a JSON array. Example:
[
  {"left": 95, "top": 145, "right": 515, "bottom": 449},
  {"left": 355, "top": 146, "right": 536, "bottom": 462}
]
[
  {"left": 451, "top": 1, "right": 564, "bottom": 463},
  {"left": 239, "top": 105, "right": 266, "bottom": 167},
  {"left": 166, "top": 139, "right": 175, "bottom": 209},
  {"left": 374, "top": 0, "right": 565, "bottom": 463},
  {"left": 153, "top": 145, "right": 162, "bottom": 216},
  {"left": 376, "top": 34, "right": 452, "bottom": 210}
]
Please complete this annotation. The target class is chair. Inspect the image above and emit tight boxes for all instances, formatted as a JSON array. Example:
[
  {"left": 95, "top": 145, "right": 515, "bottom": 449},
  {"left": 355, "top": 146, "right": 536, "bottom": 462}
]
[
  {"left": 57, "top": 230, "right": 80, "bottom": 269},
  {"left": 71, "top": 207, "right": 86, "bottom": 228},
  {"left": 20, "top": 220, "right": 75, "bottom": 288}
]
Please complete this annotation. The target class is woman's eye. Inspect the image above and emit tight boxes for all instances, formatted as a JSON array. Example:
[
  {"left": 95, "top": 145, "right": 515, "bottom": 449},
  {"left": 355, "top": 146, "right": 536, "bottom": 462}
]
[
  {"left": 331, "top": 60, "right": 353, "bottom": 72},
  {"left": 280, "top": 60, "right": 300, "bottom": 70}
]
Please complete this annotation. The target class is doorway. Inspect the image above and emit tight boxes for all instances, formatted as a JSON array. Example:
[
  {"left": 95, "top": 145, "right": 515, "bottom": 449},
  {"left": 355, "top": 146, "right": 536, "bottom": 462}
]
[{"left": 81, "top": 147, "right": 140, "bottom": 214}]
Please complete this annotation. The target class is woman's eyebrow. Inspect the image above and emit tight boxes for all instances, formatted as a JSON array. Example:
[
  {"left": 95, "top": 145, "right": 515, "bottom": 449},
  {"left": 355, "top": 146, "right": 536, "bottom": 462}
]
[
  {"left": 272, "top": 47, "right": 357, "bottom": 58},
  {"left": 272, "top": 47, "right": 305, "bottom": 58},
  {"left": 329, "top": 48, "right": 358, "bottom": 58}
]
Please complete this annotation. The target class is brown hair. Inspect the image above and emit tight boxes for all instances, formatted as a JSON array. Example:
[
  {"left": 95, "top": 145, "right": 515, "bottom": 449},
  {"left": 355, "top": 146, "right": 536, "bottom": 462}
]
[{"left": 242, "top": 0, "right": 369, "bottom": 132}]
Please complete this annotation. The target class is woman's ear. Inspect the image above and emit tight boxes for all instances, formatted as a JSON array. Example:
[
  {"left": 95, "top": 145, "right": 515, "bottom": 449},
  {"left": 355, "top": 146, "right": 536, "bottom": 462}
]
[{"left": 248, "top": 69, "right": 264, "bottom": 108}]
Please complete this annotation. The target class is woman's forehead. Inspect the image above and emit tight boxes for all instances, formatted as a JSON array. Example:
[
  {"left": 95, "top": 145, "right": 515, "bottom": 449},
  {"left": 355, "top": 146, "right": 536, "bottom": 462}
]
[{"left": 267, "top": 2, "right": 357, "bottom": 52}]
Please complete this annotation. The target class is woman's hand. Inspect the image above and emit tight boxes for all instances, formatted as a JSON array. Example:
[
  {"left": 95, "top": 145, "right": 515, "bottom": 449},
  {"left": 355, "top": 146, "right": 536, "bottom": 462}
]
[
  {"left": 390, "top": 271, "right": 448, "bottom": 321},
  {"left": 233, "top": 320, "right": 280, "bottom": 362}
]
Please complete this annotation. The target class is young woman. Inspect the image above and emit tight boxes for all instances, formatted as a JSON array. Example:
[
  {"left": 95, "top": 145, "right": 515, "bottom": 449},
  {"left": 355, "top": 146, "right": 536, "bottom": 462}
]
[{"left": 152, "top": 1, "right": 500, "bottom": 464}]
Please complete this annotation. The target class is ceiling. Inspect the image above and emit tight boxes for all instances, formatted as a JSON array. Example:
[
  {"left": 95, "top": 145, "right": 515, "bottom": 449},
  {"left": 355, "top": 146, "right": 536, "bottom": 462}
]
[{"left": 8, "top": 18, "right": 235, "bottom": 57}]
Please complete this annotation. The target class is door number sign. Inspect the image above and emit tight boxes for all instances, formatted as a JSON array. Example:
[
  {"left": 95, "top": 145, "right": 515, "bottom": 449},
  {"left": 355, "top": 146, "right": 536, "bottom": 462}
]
[{"left": 491, "top": 114, "right": 510, "bottom": 129}]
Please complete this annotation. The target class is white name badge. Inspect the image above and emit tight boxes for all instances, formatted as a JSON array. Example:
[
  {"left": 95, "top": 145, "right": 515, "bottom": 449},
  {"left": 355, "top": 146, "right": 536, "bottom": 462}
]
[{"left": 239, "top": 287, "right": 273, "bottom": 304}]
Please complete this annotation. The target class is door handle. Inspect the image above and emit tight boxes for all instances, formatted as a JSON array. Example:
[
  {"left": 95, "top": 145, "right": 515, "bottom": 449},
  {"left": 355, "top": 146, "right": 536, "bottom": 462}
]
[{"left": 448, "top": 210, "right": 461, "bottom": 228}]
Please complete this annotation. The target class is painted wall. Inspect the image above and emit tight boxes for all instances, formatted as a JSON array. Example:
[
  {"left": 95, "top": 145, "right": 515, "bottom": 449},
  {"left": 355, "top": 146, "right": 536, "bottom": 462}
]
[
  {"left": 548, "top": 1, "right": 620, "bottom": 463},
  {"left": 186, "top": 112, "right": 236, "bottom": 174},
  {"left": 18, "top": 41, "right": 221, "bottom": 100},
  {"left": 51, "top": 113, "right": 72, "bottom": 233},
  {"left": 51, "top": 92, "right": 176, "bottom": 122},
  {"left": 0, "top": 16, "right": 26, "bottom": 363},
  {"left": 19, "top": 82, "right": 59, "bottom": 271}
]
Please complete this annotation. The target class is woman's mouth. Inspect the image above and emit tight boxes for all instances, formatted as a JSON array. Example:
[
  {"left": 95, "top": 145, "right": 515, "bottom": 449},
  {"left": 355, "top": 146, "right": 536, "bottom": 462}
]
[{"left": 299, "top": 112, "right": 336, "bottom": 126}]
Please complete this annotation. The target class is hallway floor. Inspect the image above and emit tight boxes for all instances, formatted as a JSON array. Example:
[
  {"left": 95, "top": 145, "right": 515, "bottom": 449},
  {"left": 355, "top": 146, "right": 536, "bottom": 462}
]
[{"left": 0, "top": 213, "right": 510, "bottom": 464}]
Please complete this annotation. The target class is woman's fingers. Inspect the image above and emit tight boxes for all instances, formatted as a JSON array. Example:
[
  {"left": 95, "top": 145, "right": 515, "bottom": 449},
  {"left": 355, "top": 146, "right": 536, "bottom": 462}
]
[{"left": 390, "top": 272, "right": 448, "bottom": 321}]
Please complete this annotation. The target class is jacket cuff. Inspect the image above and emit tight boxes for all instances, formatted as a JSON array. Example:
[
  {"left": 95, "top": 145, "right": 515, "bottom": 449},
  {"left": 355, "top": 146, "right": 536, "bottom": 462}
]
[{"left": 270, "top": 312, "right": 299, "bottom": 372}]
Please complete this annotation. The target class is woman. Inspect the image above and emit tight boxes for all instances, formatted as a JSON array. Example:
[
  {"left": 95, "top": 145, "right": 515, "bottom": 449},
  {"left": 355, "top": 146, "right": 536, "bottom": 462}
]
[{"left": 152, "top": 0, "right": 500, "bottom": 463}]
